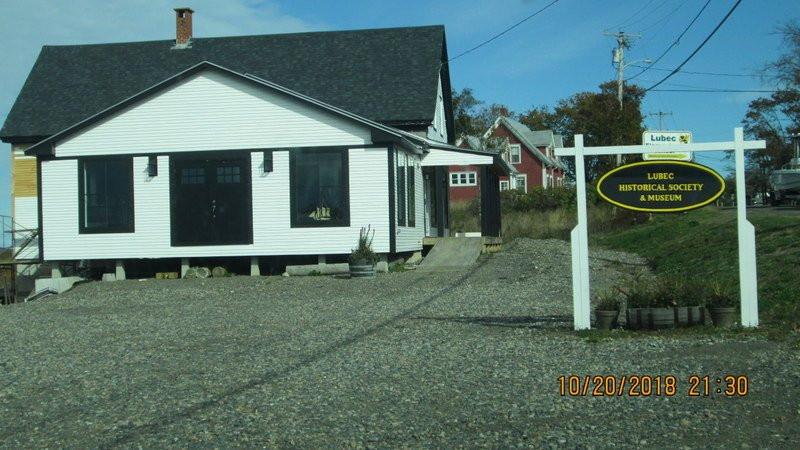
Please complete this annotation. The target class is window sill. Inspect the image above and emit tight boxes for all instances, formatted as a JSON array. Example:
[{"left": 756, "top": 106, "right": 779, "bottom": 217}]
[
  {"left": 290, "top": 221, "right": 351, "bottom": 228},
  {"left": 79, "top": 228, "right": 135, "bottom": 234}
]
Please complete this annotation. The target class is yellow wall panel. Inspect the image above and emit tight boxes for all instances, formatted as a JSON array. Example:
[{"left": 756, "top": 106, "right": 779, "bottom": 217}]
[{"left": 12, "top": 156, "right": 38, "bottom": 197}]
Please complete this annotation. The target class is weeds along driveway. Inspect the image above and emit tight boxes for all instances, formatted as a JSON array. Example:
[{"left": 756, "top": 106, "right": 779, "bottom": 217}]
[{"left": 0, "top": 239, "right": 798, "bottom": 448}]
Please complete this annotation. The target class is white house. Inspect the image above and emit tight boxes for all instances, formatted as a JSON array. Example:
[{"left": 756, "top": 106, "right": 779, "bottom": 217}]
[{"left": 2, "top": 11, "right": 510, "bottom": 280}]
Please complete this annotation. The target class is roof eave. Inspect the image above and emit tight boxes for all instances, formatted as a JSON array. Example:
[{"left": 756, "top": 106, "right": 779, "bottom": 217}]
[{"left": 25, "top": 61, "right": 425, "bottom": 157}]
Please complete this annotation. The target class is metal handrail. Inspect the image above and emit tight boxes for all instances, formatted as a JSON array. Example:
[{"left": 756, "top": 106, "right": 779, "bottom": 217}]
[{"left": 1, "top": 214, "right": 41, "bottom": 263}]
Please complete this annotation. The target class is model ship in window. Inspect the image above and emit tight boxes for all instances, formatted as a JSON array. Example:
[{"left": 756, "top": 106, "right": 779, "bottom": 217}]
[{"left": 308, "top": 206, "right": 332, "bottom": 220}]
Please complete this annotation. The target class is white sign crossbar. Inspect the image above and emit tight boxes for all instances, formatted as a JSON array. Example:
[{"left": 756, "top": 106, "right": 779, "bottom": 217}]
[{"left": 555, "top": 140, "right": 765, "bottom": 157}]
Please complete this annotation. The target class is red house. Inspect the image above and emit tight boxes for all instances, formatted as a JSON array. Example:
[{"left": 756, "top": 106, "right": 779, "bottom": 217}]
[
  {"left": 486, "top": 117, "right": 566, "bottom": 192},
  {"left": 448, "top": 136, "right": 484, "bottom": 202},
  {"left": 448, "top": 118, "right": 566, "bottom": 203}
]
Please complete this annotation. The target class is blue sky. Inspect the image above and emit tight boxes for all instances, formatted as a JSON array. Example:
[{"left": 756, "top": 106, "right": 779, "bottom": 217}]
[{"left": 1, "top": 0, "right": 796, "bottom": 217}]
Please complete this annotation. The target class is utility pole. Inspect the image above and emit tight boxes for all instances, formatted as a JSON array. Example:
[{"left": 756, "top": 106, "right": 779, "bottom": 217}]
[
  {"left": 648, "top": 111, "right": 673, "bottom": 130},
  {"left": 605, "top": 31, "right": 642, "bottom": 165},
  {"left": 605, "top": 31, "right": 641, "bottom": 109}
]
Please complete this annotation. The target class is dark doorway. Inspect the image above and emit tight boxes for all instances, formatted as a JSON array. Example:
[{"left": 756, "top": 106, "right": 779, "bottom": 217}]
[{"left": 170, "top": 152, "right": 253, "bottom": 246}]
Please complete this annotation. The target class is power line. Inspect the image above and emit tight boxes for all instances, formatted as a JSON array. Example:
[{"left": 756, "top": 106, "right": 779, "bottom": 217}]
[
  {"left": 638, "top": 0, "right": 689, "bottom": 34},
  {"left": 622, "top": 0, "right": 670, "bottom": 30},
  {"left": 637, "top": 78, "right": 771, "bottom": 90},
  {"left": 447, "top": 0, "right": 561, "bottom": 63},
  {"left": 630, "top": 64, "right": 755, "bottom": 77},
  {"left": 651, "top": 89, "right": 778, "bottom": 93},
  {"left": 627, "top": 0, "right": 711, "bottom": 81},
  {"left": 645, "top": 0, "right": 743, "bottom": 92},
  {"left": 648, "top": 110, "right": 673, "bottom": 130},
  {"left": 609, "top": 0, "right": 657, "bottom": 32}
]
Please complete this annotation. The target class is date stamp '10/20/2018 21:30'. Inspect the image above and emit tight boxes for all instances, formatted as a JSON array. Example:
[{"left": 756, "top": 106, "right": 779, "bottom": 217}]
[{"left": 558, "top": 375, "right": 749, "bottom": 397}]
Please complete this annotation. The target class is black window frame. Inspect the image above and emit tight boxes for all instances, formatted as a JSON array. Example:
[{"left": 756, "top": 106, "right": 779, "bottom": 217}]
[
  {"left": 397, "top": 152, "right": 406, "bottom": 227},
  {"left": 78, "top": 156, "right": 135, "bottom": 234},
  {"left": 407, "top": 163, "right": 416, "bottom": 227},
  {"left": 289, "top": 147, "right": 350, "bottom": 228}
]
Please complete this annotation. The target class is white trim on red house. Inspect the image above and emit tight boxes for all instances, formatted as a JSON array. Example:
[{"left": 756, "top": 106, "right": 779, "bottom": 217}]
[
  {"left": 450, "top": 171, "right": 477, "bottom": 186},
  {"left": 509, "top": 143, "right": 521, "bottom": 164},
  {"left": 514, "top": 174, "right": 527, "bottom": 193}
]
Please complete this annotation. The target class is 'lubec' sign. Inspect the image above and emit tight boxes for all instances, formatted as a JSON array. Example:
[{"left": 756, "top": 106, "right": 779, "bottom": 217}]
[{"left": 596, "top": 161, "right": 725, "bottom": 212}]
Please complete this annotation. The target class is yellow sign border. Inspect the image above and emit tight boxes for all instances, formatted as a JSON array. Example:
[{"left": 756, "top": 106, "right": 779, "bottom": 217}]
[{"left": 596, "top": 160, "right": 726, "bottom": 213}]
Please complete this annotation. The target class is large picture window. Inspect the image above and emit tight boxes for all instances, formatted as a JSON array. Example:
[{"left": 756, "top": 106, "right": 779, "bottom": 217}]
[
  {"left": 79, "top": 158, "right": 134, "bottom": 233},
  {"left": 290, "top": 148, "right": 350, "bottom": 227}
]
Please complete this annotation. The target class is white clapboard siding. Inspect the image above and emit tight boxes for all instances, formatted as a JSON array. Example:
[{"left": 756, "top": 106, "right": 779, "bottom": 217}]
[
  {"left": 55, "top": 70, "right": 371, "bottom": 157},
  {"left": 420, "top": 148, "right": 493, "bottom": 166},
  {"left": 426, "top": 74, "right": 447, "bottom": 143},
  {"left": 396, "top": 152, "right": 425, "bottom": 252},
  {"left": 40, "top": 148, "right": 392, "bottom": 260}
]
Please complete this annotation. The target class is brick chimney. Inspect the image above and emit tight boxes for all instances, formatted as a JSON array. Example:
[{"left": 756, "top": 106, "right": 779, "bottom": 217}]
[{"left": 174, "top": 7, "right": 194, "bottom": 47}]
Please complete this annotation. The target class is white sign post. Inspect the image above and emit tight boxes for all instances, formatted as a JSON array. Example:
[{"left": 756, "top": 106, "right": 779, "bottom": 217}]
[{"left": 555, "top": 127, "right": 765, "bottom": 330}]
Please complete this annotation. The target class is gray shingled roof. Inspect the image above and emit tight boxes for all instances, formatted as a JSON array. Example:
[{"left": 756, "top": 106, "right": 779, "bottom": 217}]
[
  {"left": 497, "top": 117, "right": 558, "bottom": 167},
  {"left": 1, "top": 25, "right": 447, "bottom": 141},
  {"left": 459, "top": 135, "right": 482, "bottom": 151}
]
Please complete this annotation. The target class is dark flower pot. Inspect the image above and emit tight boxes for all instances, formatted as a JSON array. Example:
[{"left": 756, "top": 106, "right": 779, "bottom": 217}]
[
  {"left": 349, "top": 262, "right": 376, "bottom": 278},
  {"left": 709, "top": 307, "right": 737, "bottom": 327},
  {"left": 626, "top": 308, "right": 648, "bottom": 330},
  {"left": 674, "top": 306, "right": 706, "bottom": 327},
  {"left": 649, "top": 307, "right": 676, "bottom": 329},
  {"left": 626, "top": 307, "right": 676, "bottom": 330},
  {"left": 595, "top": 310, "right": 619, "bottom": 330}
]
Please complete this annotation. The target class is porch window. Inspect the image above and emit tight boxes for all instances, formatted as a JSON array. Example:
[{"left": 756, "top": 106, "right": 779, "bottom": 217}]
[
  {"left": 79, "top": 158, "right": 134, "bottom": 233},
  {"left": 499, "top": 180, "right": 509, "bottom": 191},
  {"left": 290, "top": 148, "right": 350, "bottom": 227},
  {"left": 449, "top": 171, "right": 477, "bottom": 186},
  {"left": 509, "top": 144, "right": 521, "bottom": 164}
]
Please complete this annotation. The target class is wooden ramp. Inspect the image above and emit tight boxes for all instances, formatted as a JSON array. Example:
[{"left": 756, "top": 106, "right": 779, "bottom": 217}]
[{"left": 417, "top": 237, "right": 483, "bottom": 272}]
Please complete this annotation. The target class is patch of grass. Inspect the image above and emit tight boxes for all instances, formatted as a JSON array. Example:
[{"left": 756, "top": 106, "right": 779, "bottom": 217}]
[
  {"left": 449, "top": 201, "right": 481, "bottom": 233},
  {"left": 594, "top": 208, "right": 800, "bottom": 331},
  {"left": 450, "top": 202, "right": 640, "bottom": 241},
  {"left": 388, "top": 264, "right": 409, "bottom": 273}
]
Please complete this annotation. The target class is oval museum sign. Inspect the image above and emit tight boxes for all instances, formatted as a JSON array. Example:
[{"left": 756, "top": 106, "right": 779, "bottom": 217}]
[{"left": 597, "top": 161, "right": 725, "bottom": 212}]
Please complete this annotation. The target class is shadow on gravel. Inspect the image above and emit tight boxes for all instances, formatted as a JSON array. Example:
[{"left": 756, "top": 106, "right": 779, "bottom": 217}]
[
  {"left": 100, "top": 254, "right": 494, "bottom": 446},
  {"left": 410, "top": 315, "right": 573, "bottom": 330}
]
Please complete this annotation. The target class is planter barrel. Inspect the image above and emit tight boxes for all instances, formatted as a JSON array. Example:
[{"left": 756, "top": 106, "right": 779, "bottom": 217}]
[
  {"left": 709, "top": 307, "right": 737, "bottom": 327},
  {"left": 674, "top": 306, "right": 706, "bottom": 327},
  {"left": 626, "top": 308, "right": 647, "bottom": 330},
  {"left": 595, "top": 310, "right": 619, "bottom": 330},
  {"left": 349, "top": 263, "right": 376, "bottom": 278},
  {"left": 626, "top": 308, "right": 677, "bottom": 330},
  {"left": 649, "top": 307, "right": 676, "bottom": 329}
]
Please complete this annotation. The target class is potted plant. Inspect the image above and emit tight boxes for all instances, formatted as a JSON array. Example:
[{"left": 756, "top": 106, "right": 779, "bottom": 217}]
[
  {"left": 620, "top": 282, "right": 652, "bottom": 330},
  {"left": 706, "top": 280, "right": 737, "bottom": 327},
  {"left": 349, "top": 226, "right": 379, "bottom": 278},
  {"left": 641, "top": 277, "right": 678, "bottom": 329},
  {"left": 673, "top": 279, "right": 706, "bottom": 327},
  {"left": 594, "top": 289, "right": 621, "bottom": 330}
]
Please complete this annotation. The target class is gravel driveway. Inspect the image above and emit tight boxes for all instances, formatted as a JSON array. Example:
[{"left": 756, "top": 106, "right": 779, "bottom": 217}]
[{"left": 1, "top": 239, "right": 797, "bottom": 448}]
